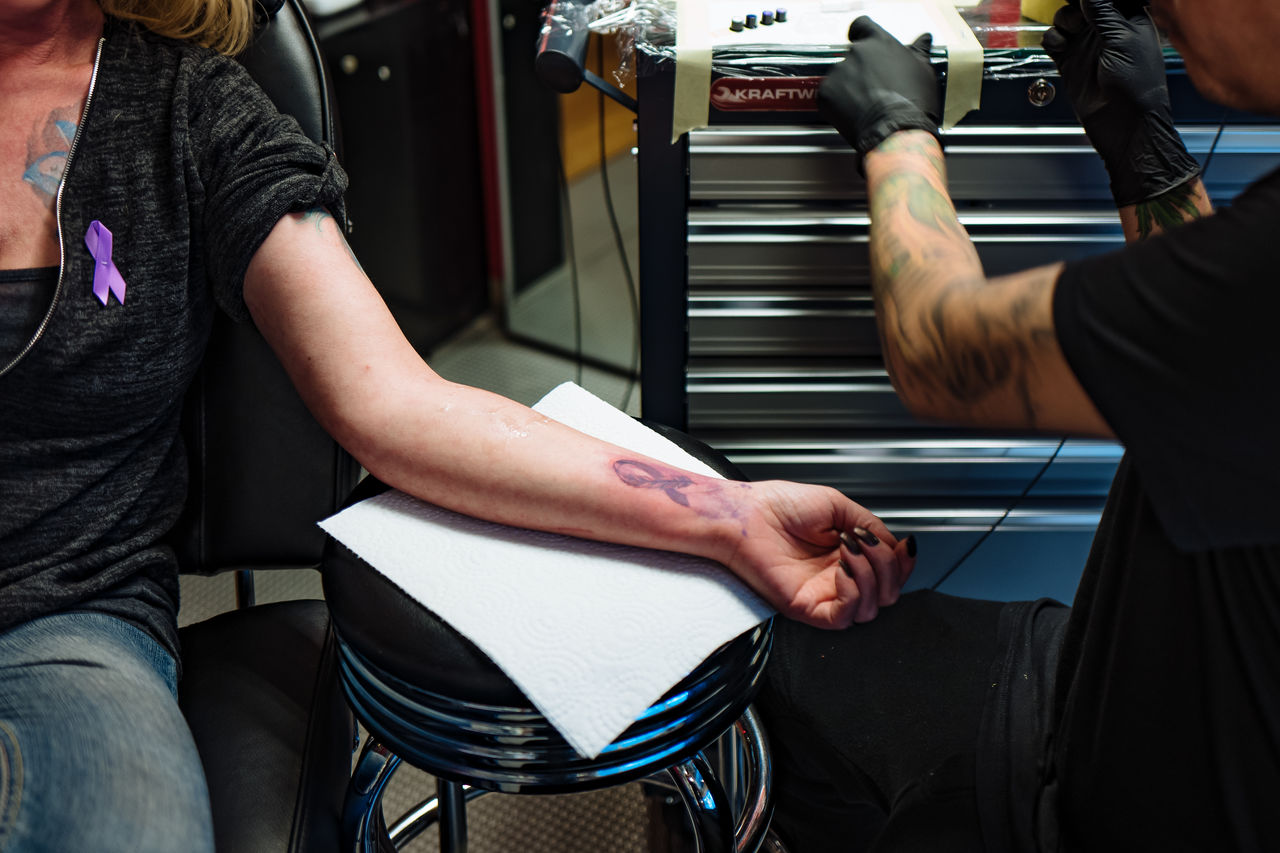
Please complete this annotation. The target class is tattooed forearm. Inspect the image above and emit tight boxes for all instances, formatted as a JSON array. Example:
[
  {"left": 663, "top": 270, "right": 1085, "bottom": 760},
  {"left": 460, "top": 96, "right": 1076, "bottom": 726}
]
[
  {"left": 612, "top": 458, "right": 751, "bottom": 533},
  {"left": 868, "top": 137, "right": 981, "bottom": 301},
  {"left": 1123, "top": 178, "right": 1213, "bottom": 241},
  {"left": 864, "top": 131, "right": 1060, "bottom": 427},
  {"left": 613, "top": 460, "right": 695, "bottom": 506}
]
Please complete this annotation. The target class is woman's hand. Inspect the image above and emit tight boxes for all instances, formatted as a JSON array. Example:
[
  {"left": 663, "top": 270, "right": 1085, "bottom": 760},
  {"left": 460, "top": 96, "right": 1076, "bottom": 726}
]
[{"left": 720, "top": 481, "right": 916, "bottom": 629}]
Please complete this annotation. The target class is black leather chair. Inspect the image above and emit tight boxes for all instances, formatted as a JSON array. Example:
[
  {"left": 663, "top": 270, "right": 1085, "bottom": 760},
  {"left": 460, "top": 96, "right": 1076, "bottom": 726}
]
[{"left": 172, "top": 2, "right": 360, "bottom": 851}]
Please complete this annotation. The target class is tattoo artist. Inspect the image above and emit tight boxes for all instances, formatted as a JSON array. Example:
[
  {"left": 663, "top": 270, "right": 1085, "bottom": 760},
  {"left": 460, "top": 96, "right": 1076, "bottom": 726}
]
[{"left": 756, "top": 1, "right": 1280, "bottom": 850}]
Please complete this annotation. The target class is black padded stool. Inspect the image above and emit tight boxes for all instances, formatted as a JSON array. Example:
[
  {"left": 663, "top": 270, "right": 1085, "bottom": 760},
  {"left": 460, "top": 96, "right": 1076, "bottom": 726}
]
[{"left": 321, "top": 428, "right": 780, "bottom": 853}]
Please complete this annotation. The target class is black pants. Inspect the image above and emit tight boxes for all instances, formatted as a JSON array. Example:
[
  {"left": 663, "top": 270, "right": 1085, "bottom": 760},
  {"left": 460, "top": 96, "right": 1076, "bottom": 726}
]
[{"left": 756, "top": 591, "right": 1068, "bottom": 853}]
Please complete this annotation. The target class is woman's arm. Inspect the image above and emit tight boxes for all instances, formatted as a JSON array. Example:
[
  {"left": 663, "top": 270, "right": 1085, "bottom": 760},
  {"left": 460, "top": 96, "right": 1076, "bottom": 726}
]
[{"left": 243, "top": 209, "right": 915, "bottom": 627}]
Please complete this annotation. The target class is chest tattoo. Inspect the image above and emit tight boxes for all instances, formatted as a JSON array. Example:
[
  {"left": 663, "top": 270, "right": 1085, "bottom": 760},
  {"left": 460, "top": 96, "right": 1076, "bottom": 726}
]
[{"left": 23, "top": 106, "right": 80, "bottom": 203}]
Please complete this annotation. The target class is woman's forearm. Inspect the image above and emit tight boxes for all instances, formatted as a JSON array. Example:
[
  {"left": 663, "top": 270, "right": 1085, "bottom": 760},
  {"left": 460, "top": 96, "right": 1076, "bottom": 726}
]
[{"left": 340, "top": 372, "right": 747, "bottom": 566}]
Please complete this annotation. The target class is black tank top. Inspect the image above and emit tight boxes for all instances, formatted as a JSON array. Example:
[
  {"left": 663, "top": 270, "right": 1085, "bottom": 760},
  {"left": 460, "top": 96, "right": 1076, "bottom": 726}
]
[{"left": 0, "top": 266, "right": 58, "bottom": 362}]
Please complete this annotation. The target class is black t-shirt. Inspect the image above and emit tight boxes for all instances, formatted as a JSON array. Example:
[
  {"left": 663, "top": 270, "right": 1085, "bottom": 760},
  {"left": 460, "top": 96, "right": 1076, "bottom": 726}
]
[
  {"left": 0, "top": 19, "right": 347, "bottom": 663},
  {"left": 1047, "top": 166, "right": 1280, "bottom": 851}
]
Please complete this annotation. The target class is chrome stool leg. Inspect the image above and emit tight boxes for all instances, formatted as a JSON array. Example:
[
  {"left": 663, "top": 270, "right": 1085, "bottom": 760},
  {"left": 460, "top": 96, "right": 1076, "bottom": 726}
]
[
  {"left": 344, "top": 738, "right": 401, "bottom": 853},
  {"left": 348, "top": 707, "right": 776, "bottom": 852},
  {"left": 669, "top": 752, "right": 735, "bottom": 853},
  {"left": 437, "top": 778, "right": 469, "bottom": 853},
  {"left": 345, "top": 738, "right": 487, "bottom": 853},
  {"left": 386, "top": 786, "right": 488, "bottom": 850},
  {"left": 729, "top": 707, "right": 774, "bottom": 853},
  {"left": 760, "top": 832, "right": 792, "bottom": 853},
  {"left": 652, "top": 706, "right": 776, "bottom": 853}
]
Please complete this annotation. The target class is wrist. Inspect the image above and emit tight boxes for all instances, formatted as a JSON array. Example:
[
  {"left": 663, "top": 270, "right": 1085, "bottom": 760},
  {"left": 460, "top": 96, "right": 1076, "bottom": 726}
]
[
  {"left": 685, "top": 479, "right": 762, "bottom": 569},
  {"left": 864, "top": 129, "right": 945, "bottom": 183},
  {"left": 617, "top": 464, "right": 756, "bottom": 568},
  {"left": 1117, "top": 176, "right": 1212, "bottom": 240},
  {"left": 853, "top": 100, "right": 940, "bottom": 157}
]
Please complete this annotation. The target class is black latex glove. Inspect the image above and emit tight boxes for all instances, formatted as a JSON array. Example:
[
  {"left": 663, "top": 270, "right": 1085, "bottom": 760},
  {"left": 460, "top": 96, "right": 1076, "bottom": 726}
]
[
  {"left": 1042, "top": 0, "right": 1200, "bottom": 206},
  {"left": 817, "top": 17, "right": 941, "bottom": 157}
]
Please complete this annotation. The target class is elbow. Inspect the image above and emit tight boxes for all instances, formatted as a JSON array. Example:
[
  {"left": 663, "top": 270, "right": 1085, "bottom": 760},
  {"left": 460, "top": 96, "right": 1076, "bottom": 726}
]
[
  {"left": 884, "top": 359, "right": 937, "bottom": 422},
  {"left": 879, "top": 329, "right": 932, "bottom": 418},
  {"left": 875, "top": 297, "right": 939, "bottom": 421},
  {"left": 317, "top": 371, "right": 468, "bottom": 488},
  {"left": 880, "top": 339, "right": 957, "bottom": 425},
  {"left": 874, "top": 283, "right": 984, "bottom": 425}
]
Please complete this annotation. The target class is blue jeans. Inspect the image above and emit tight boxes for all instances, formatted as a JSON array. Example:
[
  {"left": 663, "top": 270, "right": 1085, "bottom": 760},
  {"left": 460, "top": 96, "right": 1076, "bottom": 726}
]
[{"left": 0, "top": 612, "right": 214, "bottom": 853}]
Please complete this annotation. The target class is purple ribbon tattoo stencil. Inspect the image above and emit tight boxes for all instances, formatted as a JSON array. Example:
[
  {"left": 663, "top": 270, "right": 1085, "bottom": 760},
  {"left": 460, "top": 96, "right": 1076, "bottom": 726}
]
[
  {"left": 613, "top": 460, "right": 695, "bottom": 507},
  {"left": 85, "top": 220, "right": 127, "bottom": 306}
]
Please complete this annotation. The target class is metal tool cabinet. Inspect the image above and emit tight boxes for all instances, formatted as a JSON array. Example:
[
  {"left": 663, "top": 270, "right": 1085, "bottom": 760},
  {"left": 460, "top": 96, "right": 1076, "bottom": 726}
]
[{"left": 634, "top": 38, "right": 1280, "bottom": 602}]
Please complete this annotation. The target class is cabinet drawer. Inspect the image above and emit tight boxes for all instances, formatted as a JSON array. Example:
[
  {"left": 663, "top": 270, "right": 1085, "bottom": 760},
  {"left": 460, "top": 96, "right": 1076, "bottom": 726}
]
[
  {"left": 688, "top": 208, "right": 1125, "bottom": 357},
  {"left": 687, "top": 365, "right": 909, "bottom": 429},
  {"left": 689, "top": 125, "right": 1280, "bottom": 203},
  {"left": 697, "top": 432, "right": 1123, "bottom": 501}
]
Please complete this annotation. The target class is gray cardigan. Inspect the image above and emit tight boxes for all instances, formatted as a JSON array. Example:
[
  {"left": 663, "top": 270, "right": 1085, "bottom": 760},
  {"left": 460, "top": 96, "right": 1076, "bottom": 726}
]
[{"left": 0, "top": 17, "right": 347, "bottom": 660}]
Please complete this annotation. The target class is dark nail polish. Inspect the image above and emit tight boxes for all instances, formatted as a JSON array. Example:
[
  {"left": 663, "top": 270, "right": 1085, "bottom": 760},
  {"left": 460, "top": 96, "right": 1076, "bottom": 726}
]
[
  {"left": 839, "top": 558, "right": 856, "bottom": 579},
  {"left": 839, "top": 530, "right": 863, "bottom": 552},
  {"left": 906, "top": 534, "right": 918, "bottom": 557},
  {"left": 853, "top": 526, "right": 880, "bottom": 547}
]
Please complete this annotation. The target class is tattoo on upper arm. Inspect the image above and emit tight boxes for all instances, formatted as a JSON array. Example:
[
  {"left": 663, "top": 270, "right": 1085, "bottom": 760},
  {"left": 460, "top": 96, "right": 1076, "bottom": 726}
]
[
  {"left": 1134, "top": 180, "right": 1209, "bottom": 239},
  {"left": 300, "top": 207, "right": 332, "bottom": 229},
  {"left": 881, "top": 269, "right": 1060, "bottom": 425},
  {"left": 613, "top": 460, "right": 694, "bottom": 507},
  {"left": 300, "top": 206, "right": 366, "bottom": 274}
]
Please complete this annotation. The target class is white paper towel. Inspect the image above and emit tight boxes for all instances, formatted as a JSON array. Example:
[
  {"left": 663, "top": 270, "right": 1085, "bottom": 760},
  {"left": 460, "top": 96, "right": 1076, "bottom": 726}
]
[{"left": 318, "top": 382, "right": 774, "bottom": 758}]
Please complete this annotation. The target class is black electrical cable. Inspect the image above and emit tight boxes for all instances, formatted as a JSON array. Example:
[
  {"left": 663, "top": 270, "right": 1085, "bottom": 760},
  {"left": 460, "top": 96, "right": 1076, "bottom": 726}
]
[
  {"left": 1200, "top": 109, "right": 1228, "bottom": 181},
  {"left": 553, "top": 126, "right": 584, "bottom": 387},
  {"left": 930, "top": 437, "right": 1067, "bottom": 590},
  {"left": 596, "top": 34, "right": 641, "bottom": 413}
]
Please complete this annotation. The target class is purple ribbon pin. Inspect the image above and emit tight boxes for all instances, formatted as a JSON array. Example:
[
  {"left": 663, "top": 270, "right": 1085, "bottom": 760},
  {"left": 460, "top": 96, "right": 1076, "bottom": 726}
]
[{"left": 84, "top": 220, "right": 127, "bottom": 306}]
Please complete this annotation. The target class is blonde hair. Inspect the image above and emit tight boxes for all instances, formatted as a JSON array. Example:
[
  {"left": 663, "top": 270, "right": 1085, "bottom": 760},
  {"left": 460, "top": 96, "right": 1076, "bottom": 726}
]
[{"left": 98, "top": 0, "right": 256, "bottom": 56}]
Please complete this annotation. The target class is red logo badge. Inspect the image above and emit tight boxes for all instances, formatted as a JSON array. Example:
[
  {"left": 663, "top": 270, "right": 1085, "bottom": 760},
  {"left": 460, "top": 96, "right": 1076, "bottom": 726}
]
[{"left": 709, "top": 77, "right": 823, "bottom": 111}]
